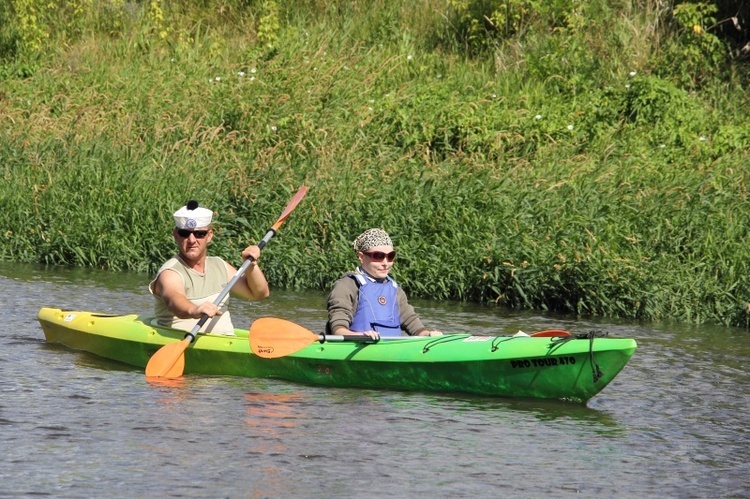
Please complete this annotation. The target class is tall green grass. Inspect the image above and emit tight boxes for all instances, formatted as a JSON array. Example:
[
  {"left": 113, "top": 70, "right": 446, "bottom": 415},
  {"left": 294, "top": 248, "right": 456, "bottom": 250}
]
[{"left": 1, "top": 0, "right": 749, "bottom": 327}]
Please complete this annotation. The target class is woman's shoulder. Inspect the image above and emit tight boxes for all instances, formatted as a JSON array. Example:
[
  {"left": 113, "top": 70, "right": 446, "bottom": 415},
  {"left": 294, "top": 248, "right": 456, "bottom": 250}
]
[{"left": 333, "top": 271, "right": 359, "bottom": 285}]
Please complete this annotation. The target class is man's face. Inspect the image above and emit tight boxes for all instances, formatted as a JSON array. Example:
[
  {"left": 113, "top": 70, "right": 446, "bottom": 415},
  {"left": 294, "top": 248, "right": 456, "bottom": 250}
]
[{"left": 174, "top": 226, "right": 213, "bottom": 261}]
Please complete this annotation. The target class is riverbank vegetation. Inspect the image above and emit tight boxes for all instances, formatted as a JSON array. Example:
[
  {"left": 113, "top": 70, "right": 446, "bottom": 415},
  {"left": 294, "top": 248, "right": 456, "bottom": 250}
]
[{"left": 1, "top": 0, "right": 749, "bottom": 326}]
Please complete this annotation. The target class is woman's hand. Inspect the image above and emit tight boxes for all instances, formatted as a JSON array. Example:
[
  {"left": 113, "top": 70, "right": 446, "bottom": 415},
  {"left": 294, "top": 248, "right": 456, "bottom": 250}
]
[
  {"left": 418, "top": 329, "right": 443, "bottom": 337},
  {"left": 360, "top": 330, "right": 380, "bottom": 340},
  {"left": 334, "top": 326, "right": 380, "bottom": 340}
]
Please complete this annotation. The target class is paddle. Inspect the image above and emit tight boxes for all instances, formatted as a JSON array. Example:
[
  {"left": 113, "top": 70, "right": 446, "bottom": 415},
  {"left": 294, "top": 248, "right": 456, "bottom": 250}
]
[
  {"left": 249, "top": 318, "right": 574, "bottom": 359},
  {"left": 249, "top": 317, "right": 375, "bottom": 359},
  {"left": 145, "top": 186, "right": 308, "bottom": 378}
]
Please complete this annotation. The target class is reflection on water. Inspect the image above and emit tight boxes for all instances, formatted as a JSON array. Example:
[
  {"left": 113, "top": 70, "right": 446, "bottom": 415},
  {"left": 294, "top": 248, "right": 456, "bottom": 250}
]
[
  {"left": 2, "top": 261, "right": 750, "bottom": 497},
  {"left": 245, "top": 390, "right": 304, "bottom": 430},
  {"left": 146, "top": 376, "right": 188, "bottom": 390}
]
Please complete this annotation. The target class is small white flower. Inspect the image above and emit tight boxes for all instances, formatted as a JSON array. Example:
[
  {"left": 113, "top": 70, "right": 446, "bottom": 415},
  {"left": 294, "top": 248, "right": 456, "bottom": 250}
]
[
  {"left": 170, "top": 58, "right": 175, "bottom": 63},
  {"left": 215, "top": 76, "right": 221, "bottom": 82},
  {"left": 659, "top": 144, "right": 666, "bottom": 149},
  {"left": 699, "top": 136, "right": 706, "bottom": 141},
  {"left": 368, "top": 107, "right": 373, "bottom": 111},
  {"left": 437, "top": 74, "right": 443, "bottom": 79},
  {"left": 629, "top": 71, "right": 637, "bottom": 77},
  {"left": 369, "top": 99, "right": 375, "bottom": 104},
  {"left": 567, "top": 125, "right": 574, "bottom": 131},
  {"left": 238, "top": 71, "right": 245, "bottom": 77},
  {"left": 407, "top": 55, "right": 413, "bottom": 61},
  {"left": 492, "top": 94, "right": 497, "bottom": 99},
  {"left": 271, "top": 125, "right": 277, "bottom": 132},
  {"left": 625, "top": 84, "right": 630, "bottom": 89},
  {"left": 251, "top": 68, "right": 257, "bottom": 74},
  {"left": 535, "top": 114, "right": 542, "bottom": 120},
  {"left": 250, "top": 76, "right": 255, "bottom": 82}
]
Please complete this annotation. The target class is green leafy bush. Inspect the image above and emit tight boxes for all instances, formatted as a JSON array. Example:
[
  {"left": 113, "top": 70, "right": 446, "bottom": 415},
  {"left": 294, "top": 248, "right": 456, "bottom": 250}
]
[{"left": 1, "top": 0, "right": 749, "bottom": 328}]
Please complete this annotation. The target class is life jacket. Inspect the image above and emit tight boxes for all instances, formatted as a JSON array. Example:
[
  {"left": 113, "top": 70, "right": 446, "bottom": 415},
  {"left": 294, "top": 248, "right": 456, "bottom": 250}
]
[{"left": 349, "top": 273, "right": 402, "bottom": 336}]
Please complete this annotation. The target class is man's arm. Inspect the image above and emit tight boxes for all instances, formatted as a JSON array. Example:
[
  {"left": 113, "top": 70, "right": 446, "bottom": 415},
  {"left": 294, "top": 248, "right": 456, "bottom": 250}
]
[
  {"left": 152, "top": 269, "right": 221, "bottom": 318},
  {"left": 226, "top": 245, "right": 270, "bottom": 301}
]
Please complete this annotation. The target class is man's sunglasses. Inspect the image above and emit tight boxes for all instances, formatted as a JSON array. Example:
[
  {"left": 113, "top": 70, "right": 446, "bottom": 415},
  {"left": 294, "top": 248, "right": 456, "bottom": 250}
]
[
  {"left": 177, "top": 229, "right": 209, "bottom": 239},
  {"left": 363, "top": 251, "right": 397, "bottom": 263}
]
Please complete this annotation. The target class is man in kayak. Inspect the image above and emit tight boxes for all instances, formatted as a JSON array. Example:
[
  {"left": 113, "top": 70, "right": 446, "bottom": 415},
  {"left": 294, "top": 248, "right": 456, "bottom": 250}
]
[
  {"left": 149, "top": 201, "right": 270, "bottom": 336},
  {"left": 327, "top": 228, "right": 442, "bottom": 340}
]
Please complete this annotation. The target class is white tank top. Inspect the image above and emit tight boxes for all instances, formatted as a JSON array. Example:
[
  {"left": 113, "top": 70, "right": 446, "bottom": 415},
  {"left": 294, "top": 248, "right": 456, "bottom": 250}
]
[{"left": 149, "top": 256, "right": 236, "bottom": 335}]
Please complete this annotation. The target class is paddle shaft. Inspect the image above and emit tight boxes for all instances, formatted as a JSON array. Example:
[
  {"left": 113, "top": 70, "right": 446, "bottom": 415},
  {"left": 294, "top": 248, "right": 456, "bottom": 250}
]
[
  {"left": 185, "top": 209, "right": 296, "bottom": 342},
  {"left": 183, "top": 255, "right": 255, "bottom": 342},
  {"left": 318, "top": 334, "right": 378, "bottom": 343}
]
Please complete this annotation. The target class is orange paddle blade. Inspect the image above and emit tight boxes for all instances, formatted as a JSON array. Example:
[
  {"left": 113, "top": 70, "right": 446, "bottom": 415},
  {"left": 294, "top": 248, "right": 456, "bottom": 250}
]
[
  {"left": 249, "top": 317, "right": 320, "bottom": 359},
  {"left": 145, "top": 338, "right": 190, "bottom": 378},
  {"left": 530, "top": 329, "right": 572, "bottom": 338},
  {"left": 271, "top": 186, "right": 308, "bottom": 231}
]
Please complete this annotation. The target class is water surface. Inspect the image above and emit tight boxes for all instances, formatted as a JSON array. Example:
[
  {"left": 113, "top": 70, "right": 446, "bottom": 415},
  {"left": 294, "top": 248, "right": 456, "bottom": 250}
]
[{"left": 1, "top": 262, "right": 748, "bottom": 497}]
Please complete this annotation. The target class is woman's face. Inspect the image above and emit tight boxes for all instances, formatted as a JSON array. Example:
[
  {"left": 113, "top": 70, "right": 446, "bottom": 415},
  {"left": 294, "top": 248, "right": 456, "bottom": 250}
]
[{"left": 357, "top": 245, "right": 396, "bottom": 280}]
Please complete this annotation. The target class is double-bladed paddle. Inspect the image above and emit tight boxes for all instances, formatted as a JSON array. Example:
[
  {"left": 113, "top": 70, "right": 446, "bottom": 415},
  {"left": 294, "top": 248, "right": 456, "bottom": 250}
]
[
  {"left": 249, "top": 317, "right": 377, "bottom": 358},
  {"left": 248, "top": 318, "right": 572, "bottom": 359},
  {"left": 145, "top": 186, "right": 308, "bottom": 378}
]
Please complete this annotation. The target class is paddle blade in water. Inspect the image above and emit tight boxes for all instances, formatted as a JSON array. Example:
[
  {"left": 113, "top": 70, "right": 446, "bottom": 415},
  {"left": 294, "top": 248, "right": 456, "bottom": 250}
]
[
  {"left": 249, "top": 317, "right": 320, "bottom": 358},
  {"left": 146, "top": 355, "right": 185, "bottom": 381},
  {"left": 145, "top": 338, "right": 189, "bottom": 378}
]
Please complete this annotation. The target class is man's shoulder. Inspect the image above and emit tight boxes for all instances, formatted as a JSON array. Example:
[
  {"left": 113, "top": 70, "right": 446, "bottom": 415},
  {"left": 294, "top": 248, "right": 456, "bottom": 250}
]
[{"left": 157, "top": 257, "right": 181, "bottom": 273}]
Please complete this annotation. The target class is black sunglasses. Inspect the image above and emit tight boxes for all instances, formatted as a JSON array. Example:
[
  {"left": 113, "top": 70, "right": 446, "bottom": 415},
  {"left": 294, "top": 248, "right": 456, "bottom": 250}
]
[
  {"left": 363, "top": 250, "right": 397, "bottom": 262},
  {"left": 177, "top": 229, "right": 209, "bottom": 239}
]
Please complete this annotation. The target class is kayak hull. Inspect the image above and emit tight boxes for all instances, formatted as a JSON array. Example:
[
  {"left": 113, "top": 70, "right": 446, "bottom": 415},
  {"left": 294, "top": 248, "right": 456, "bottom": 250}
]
[{"left": 38, "top": 307, "right": 637, "bottom": 402}]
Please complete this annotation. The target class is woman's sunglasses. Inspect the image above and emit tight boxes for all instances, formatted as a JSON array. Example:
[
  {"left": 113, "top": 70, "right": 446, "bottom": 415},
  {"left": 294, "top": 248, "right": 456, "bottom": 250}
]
[
  {"left": 363, "top": 250, "right": 397, "bottom": 263},
  {"left": 177, "top": 229, "right": 209, "bottom": 239}
]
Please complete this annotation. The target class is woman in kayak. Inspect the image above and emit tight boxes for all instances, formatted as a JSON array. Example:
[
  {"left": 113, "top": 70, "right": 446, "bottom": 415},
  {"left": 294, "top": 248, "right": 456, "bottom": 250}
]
[
  {"left": 149, "top": 201, "right": 270, "bottom": 335},
  {"left": 327, "top": 228, "right": 442, "bottom": 340}
]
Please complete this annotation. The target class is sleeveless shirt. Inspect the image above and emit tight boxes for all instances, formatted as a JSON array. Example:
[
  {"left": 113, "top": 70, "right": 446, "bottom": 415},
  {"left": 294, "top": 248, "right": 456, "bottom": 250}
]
[{"left": 149, "top": 256, "right": 236, "bottom": 335}]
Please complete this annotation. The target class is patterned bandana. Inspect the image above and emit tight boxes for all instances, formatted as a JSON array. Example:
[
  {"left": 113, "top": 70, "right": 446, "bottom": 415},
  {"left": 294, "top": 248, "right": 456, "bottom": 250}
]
[{"left": 353, "top": 228, "right": 393, "bottom": 253}]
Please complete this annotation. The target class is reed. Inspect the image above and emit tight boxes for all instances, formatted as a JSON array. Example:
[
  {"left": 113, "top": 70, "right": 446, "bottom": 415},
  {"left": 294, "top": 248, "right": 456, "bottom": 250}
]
[{"left": 1, "top": 0, "right": 749, "bottom": 327}]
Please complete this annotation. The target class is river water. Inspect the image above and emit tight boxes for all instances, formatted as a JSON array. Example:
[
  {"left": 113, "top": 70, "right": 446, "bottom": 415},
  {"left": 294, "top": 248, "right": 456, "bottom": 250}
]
[{"left": 1, "top": 262, "right": 748, "bottom": 497}]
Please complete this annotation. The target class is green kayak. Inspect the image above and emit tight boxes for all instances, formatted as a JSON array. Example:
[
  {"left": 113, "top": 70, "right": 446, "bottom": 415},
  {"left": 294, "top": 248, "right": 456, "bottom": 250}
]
[{"left": 38, "top": 307, "right": 637, "bottom": 402}]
